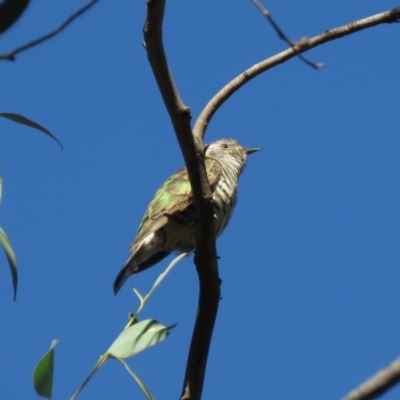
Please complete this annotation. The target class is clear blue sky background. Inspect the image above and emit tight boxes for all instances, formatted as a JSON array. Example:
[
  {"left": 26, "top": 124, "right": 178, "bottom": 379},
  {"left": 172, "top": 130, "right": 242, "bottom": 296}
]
[{"left": 1, "top": 1, "right": 399, "bottom": 399}]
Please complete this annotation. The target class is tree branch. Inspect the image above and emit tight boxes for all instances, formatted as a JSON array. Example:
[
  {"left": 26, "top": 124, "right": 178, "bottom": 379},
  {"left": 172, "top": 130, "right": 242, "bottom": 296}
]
[
  {"left": 344, "top": 356, "right": 400, "bottom": 400},
  {"left": 251, "top": 0, "right": 325, "bottom": 69},
  {"left": 143, "top": 1, "right": 220, "bottom": 399},
  {"left": 0, "top": 0, "right": 98, "bottom": 61},
  {"left": 143, "top": 3, "right": 400, "bottom": 399},
  {"left": 193, "top": 6, "right": 400, "bottom": 139}
]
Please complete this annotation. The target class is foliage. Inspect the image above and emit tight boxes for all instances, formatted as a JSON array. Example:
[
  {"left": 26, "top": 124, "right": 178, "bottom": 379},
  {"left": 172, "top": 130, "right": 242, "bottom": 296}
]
[
  {"left": 33, "top": 340, "right": 58, "bottom": 400},
  {"left": 70, "top": 253, "right": 185, "bottom": 399},
  {"left": 0, "top": 113, "right": 61, "bottom": 300}
]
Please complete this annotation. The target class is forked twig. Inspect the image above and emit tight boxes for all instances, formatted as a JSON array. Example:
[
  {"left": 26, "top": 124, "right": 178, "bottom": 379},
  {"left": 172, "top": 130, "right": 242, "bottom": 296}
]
[{"left": 251, "top": 0, "right": 325, "bottom": 69}]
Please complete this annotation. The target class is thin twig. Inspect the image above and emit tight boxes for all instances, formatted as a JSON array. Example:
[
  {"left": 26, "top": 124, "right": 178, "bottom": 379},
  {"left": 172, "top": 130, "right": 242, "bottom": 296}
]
[
  {"left": 0, "top": 0, "right": 99, "bottom": 61},
  {"left": 143, "top": 1, "right": 220, "bottom": 399},
  {"left": 193, "top": 6, "right": 400, "bottom": 139},
  {"left": 252, "top": 0, "right": 324, "bottom": 69},
  {"left": 115, "top": 357, "right": 155, "bottom": 400},
  {"left": 70, "top": 354, "right": 108, "bottom": 400},
  {"left": 344, "top": 356, "right": 400, "bottom": 400}
]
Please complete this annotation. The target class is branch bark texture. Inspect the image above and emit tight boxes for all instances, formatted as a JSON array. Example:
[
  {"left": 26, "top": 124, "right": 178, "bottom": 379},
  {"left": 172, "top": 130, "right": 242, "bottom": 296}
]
[{"left": 143, "top": 1, "right": 220, "bottom": 399}]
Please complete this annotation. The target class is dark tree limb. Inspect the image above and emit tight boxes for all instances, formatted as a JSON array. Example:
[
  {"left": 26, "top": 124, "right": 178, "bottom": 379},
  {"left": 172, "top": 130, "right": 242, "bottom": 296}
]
[
  {"left": 143, "top": 1, "right": 220, "bottom": 399},
  {"left": 143, "top": 2, "right": 400, "bottom": 399},
  {"left": 344, "top": 356, "right": 400, "bottom": 400},
  {"left": 0, "top": 0, "right": 98, "bottom": 61},
  {"left": 193, "top": 6, "right": 400, "bottom": 139}
]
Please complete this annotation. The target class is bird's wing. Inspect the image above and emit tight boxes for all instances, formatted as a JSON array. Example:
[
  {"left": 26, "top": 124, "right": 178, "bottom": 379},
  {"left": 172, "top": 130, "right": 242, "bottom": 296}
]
[{"left": 131, "top": 158, "right": 222, "bottom": 247}]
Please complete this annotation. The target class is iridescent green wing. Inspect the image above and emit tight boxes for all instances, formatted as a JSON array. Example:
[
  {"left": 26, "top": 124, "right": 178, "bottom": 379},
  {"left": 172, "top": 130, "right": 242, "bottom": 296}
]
[{"left": 133, "top": 158, "right": 222, "bottom": 244}]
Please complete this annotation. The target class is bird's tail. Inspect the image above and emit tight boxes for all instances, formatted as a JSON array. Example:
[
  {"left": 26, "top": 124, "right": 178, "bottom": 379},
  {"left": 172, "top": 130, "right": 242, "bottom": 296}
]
[
  {"left": 113, "top": 253, "right": 138, "bottom": 295},
  {"left": 113, "top": 247, "right": 171, "bottom": 295}
]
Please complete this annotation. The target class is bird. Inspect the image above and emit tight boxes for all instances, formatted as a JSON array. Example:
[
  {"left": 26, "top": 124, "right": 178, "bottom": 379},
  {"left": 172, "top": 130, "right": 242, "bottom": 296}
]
[{"left": 113, "top": 138, "right": 261, "bottom": 294}]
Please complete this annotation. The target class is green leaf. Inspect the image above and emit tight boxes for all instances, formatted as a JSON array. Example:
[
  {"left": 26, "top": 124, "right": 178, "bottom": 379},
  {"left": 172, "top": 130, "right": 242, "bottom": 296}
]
[
  {"left": 0, "top": 112, "right": 63, "bottom": 150},
  {"left": 107, "top": 319, "right": 174, "bottom": 359},
  {"left": 0, "top": 227, "right": 17, "bottom": 301},
  {"left": 33, "top": 339, "right": 58, "bottom": 399}
]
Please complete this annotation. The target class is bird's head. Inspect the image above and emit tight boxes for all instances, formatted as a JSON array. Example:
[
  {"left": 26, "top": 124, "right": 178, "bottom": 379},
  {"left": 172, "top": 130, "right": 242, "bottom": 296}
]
[{"left": 204, "top": 138, "right": 261, "bottom": 163}]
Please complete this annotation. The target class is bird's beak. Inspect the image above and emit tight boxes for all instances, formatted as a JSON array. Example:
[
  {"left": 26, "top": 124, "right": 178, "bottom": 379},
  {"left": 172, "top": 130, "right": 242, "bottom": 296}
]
[{"left": 245, "top": 147, "right": 262, "bottom": 155}]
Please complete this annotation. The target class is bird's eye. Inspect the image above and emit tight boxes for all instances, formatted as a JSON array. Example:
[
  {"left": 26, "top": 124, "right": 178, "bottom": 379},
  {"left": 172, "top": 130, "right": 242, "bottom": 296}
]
[{"left": 221, "top": 143, "right": 229, "bottom": 149}]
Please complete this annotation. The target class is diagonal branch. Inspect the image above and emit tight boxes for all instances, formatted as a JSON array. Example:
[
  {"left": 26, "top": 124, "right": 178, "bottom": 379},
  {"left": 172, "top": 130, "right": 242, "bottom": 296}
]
[
  {"left": 344, "top": 356, "right": 400, "bottom": 400},
  {"left": 251, "top": 0, "right": 325, "bottom": 69},
  {"left": 0, "top": 0, "right": 99, "bottom": 61},
  {"left": 143, "top": 1, "right": 220, "bottom": 399},
  {"left": 193, "top": 6, "right": 400, "bottom": 139}
]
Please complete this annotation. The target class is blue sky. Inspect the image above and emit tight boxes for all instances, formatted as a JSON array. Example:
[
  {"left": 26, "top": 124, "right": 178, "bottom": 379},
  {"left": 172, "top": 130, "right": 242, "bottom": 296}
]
[{"left": 1, "top": 1, "right": 400, "bottom": 399}]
